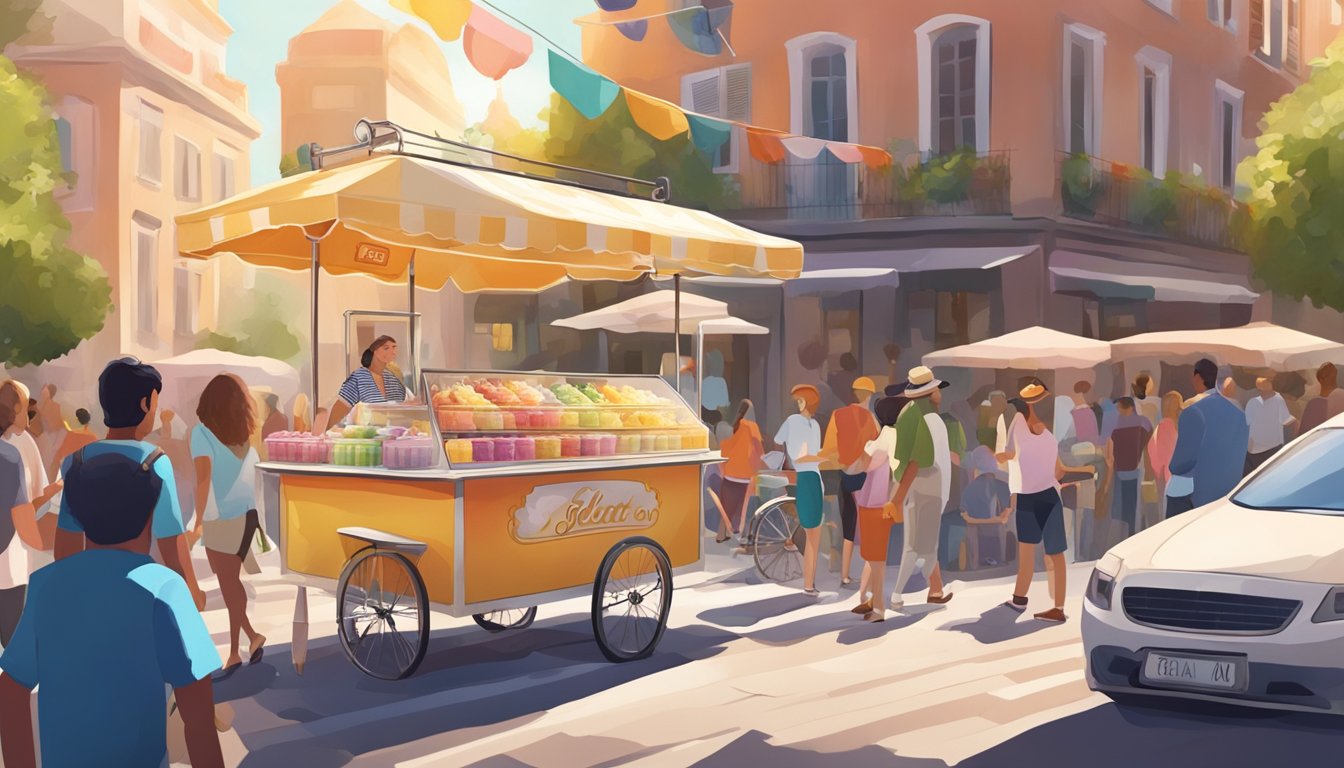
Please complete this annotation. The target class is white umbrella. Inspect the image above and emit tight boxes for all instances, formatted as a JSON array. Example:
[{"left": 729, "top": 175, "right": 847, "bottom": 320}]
[
  {"left": 923, "top": 327, "right": 1112, "bottom": 369},
  {"left": 1108, "top": 323, "right": 1344, "bottom": 371},
  {"left": 150, "top": 349, "right": 301, "bottom": 420},
  {"left": 694, "top": 318, "right": 769, "bottom": 413},
  {"left": 551, "top": 290, "right": 729, "bottom": 334}
]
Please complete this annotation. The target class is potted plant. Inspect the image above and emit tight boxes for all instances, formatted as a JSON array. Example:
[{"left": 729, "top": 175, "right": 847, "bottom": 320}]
[{"left": 1061, "top": 153, "right": 1101, "bottom": 215}]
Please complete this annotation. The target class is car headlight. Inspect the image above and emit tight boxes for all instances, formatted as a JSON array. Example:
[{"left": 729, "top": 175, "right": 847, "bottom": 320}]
[
  {"left": 1087, "top": 553, "right": 1123, "bottom": 611},
  {"left": 1311, "top": 586, "right": 1344, "bottom": 623}
]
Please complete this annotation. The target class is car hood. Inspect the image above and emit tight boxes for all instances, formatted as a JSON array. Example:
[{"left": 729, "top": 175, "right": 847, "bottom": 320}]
[{"left": 1110, "top": 500, "right": 1344, "bottom": 584}]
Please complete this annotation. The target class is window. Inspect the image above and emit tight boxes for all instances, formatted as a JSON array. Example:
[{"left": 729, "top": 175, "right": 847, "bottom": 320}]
[
  {"left": 1207, "top": 0, "right": 1236, "bottom": 29},
  {"left": 51, "top": 96, "right": 95, "bottom": 211},
  {"left": 916, "top": 15, "right": 990, "bottom": 155},
  {"left": 1146, "top": 0, "right": 1175, "bottom": 13},
  {"left": 173, "top": 137, "right": 200, "bottom": 201},
  {"left": 132, "top": 215, "right": 160, "bottom": 337},
  {"left": 55, "top": 117, "right": 73, "bottom": 174},
  {"left": 1252, "top": 0, "right": 1297, "bottom": 70},
  {"left": 1215, "top": 81, "right": 1244, "bottom": 191},
  {"left": 786, "top": 33, "right": 857, "bottom": 143},
  {"left": 681, "top": 63, "right": 751, "bottom": 171},
  {"left": 1334, "top": 0, "right": 1342, "bottom": 25},
  {"left": 1136, "top": 48, "right": 1171, "bottom": 177},
  {"left": 213, "top": 151, "right": 236, "bottom": 201},
  {"left": 174, "top": 262, "right": 201, "bottom": 336},
  {"left": 935, "top": 291, "right": 990, "bottom": 348},
  {"left": 137, "top": 100, "right": 163, "bottom": 186},
  {"left": 475, "top": 322, "right": 514, "bottom": 352},
  {"left": 1063, "top": 25, "right": 1104, "bottom": 155},
  {"left": 1233, "top": 429, "right": 1344, "bottom": 513}
]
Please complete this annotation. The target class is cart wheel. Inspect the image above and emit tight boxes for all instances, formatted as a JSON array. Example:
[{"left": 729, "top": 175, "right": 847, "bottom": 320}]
[
  {"left": 752, "top": 497, "right": 805, "bottom": 583},
  {"left": 472, "top": 606, "right": 538, "bottom": 633},
  {"left": 337, "top": 548, "right": 429, "bottom": 680},
  {"left": 592, "top": 536, "right": 673, "bottom": 663}
]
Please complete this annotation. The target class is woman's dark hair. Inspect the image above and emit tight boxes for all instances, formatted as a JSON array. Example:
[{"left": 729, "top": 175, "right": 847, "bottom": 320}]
[
  {"left": 731, "top": 399, "right": 753, "bottom": 432},
  {"left": 1194, "top": 358, "right": 1218, "bottom": 390},
  {"left": 1008, "top": 398, "right": 1029, "bottom": 418},
  {"left": 0, "top": 381, "right": 27, "bottom": 434},
  {"left": 361, "top": 335, "right": 397, "bottom": 368},
  {"left": 1132, "top": 374, "right": 1151, "bottom": 399},
  {"left": 64, "top": 452, "right": 163, "bottom": 545},
  {"left": 75, "top": 408, "right": 91, "bottom": 426},
  {"left": 874, "top": 395, "right": 907, "bottom": 428},
  {"left": 196, "top": 373, "right": 256, "bottom": 447},
  {"left": 99, "top": 359, "right": 162, "bottom": 429}
]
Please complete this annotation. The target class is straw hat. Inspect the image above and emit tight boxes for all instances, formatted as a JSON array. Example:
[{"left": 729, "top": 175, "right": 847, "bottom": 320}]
[
  {"left": 852, "top": 376, "right": 876, "bottom": 394},
  {"left": 904, "top": 366, "right": 949, "bottom": 399},
  {"left": 1019, "top": 380, "right": 1050, "bottom": 404}
]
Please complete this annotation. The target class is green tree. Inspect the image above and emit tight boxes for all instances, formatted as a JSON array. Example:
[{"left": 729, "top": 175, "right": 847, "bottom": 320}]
[
  {"left": 194, "top": 273, "right": 303, "bottom": 364},
  {"left": 1237, "top": 37, "right": 1344, "bottom": 311},
  {"left": 0, "top": 29, "right": 113, "bottom": 366}
]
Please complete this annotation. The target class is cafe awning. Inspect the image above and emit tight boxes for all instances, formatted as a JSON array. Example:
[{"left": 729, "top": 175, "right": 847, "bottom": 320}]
[
  {"left": 1109, "top": 323, "right": 1344, "bottom": 370},
  {"left": 923, "top": 326, "right": 1112, "bottom": 370},
  {"left": 175, "top": 153, "right": 803, "bottom": 293},
  {"left": 1049, "top": 251, "right": 1259, "bottom": 305}
]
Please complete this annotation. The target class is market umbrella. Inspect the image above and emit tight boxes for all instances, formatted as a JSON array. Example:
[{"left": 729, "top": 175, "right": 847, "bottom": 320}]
[
  {"left": 551, "top": 290, "right": 730, "bottom": 334},
  {"left": 922, "top": 327, "right": 1112, "bottom": 370},
  {"left": 150, "top": 349, "right": 301, "bottom": 421},
  {"left": 1108, "top": 322, "right": 1344, "bottom": 371}
]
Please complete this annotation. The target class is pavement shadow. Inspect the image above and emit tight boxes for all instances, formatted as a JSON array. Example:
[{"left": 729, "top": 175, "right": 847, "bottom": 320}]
[
  {"left": 937, "top": 605, "right": 1052, "bottom": 644},
  {"left": 697, "top": 593, "right": 825, "bottom": 628},
  {"left": 692, "top": 729, "right": 948, "bottom": 767},
  {"left": 957, "top": 698, "right": 1344, "bottom": 768},
  {"left": 836, "top": 612, "right": 929, "bottom": 645}
]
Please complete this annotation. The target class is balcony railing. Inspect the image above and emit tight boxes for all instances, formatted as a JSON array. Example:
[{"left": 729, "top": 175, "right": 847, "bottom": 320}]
[
  {"left": 1058, "top": 153, "right": 1240, "bottom": 250},
  {"left": 718, "top": 148, "right": 1013, "bottom": 221}
]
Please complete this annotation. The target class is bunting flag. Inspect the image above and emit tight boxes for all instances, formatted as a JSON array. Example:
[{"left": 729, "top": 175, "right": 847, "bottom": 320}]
[
  {"left": 687, "top": 113, "right": 732, "bottom": 156},
  {"left": 463, "top": 4, "right": 534, "bottom": 79},
  {"left": 745, "top": 127, "right": 787, "bottom": 164},
  {"left": 615, "top": 18, "right": 648, "bottom": 41},
  {"left": 594, "top": 0, "right": 638, "bottom": 10},
  {"left": 666, "top": 4, "right": 732, "bottom": 56},
  {"left": 400, "top": 0, "right": 471, "bottom": 42},
  {"left": 780, "top": 136, "right": 828, "bottom": 161},
  {"left": 824, "top": 142, "right": 864, "bottom": 164},
  {"left": 625, "top": 89, "right": 690, "bottom": 141},
  {"left": 857, "top": 145, "right": 893, "bottom": 169},
  {"left": 548, "top": 49, "right": 620, "bottom": 120}
]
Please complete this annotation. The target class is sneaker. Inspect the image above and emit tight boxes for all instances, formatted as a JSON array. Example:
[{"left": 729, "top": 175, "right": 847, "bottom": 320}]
[
  {"left": 1033, "top": 607, "right": 1067, "bottom": 623},
  {"left": 1003, "top": 595, "right": 1028, "bottom": 613}
]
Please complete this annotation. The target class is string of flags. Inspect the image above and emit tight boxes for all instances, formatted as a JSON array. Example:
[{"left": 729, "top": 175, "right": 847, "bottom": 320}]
[{"left": 393, "top": 0, "right": 892, "bottom": 169}]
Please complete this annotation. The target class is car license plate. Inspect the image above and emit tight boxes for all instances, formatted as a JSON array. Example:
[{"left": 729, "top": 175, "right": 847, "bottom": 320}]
[{"left": 1141, "top": 652, "right": 1241, "bottom": 691}]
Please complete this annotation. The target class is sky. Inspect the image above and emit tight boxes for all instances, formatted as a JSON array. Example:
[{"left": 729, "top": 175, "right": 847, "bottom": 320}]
[{"left": 218, "top": 0, "right": 593, "bottom": 185}]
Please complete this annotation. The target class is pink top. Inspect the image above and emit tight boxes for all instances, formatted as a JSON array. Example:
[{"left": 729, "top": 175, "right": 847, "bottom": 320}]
[
  {"left": 1009, "top": 419, "right": 1059, "bottom": 495},
  {"left": 1147, "top": 418, "right": 1178, "bottom": 485}
]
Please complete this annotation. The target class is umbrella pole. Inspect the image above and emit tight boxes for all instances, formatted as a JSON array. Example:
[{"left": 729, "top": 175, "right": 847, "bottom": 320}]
[
  {"left": 309, "top": 236, "right": 320, "bottom": 427},
  {"left": 696, "top": 322, "right": 704, "bottom": 416},
  {"left": 408, "top": 257, "right": 416, "bottom": 396},
  {"left": 674, "top": 274, "right": 682, "bottom": 396}
]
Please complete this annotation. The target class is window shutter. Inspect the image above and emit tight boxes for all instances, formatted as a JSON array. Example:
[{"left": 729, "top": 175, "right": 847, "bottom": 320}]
[
  {"left": 1286, "top": 0, "right": 1300, "bottom": 71},
  {"left": 689, "top": 72, "right": 722, "bottom": 116},
  {"left": 1250, "top": 0, "right": 1265, "bottom": 52},
  {"left": 724, "top": 65, "right": 752, "bottom": 122}
]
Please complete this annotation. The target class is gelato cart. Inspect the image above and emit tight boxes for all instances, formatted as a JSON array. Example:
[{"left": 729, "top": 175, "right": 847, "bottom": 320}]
[{"left": 260, "top": 370, "right": 714, "bottom": 680}]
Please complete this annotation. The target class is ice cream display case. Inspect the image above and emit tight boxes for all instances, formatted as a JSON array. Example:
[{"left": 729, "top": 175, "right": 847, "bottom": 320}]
[{"left": 258, "top": 370, "right": 717, "bottom": 681}]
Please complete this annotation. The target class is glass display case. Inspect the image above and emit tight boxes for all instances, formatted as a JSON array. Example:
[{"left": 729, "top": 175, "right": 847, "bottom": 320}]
[
  {"left": 424, "top": 370, "right": 710, "bottom": 466},
  {"left": 264, "top": 403, "right": 440, "bottom": 469}
]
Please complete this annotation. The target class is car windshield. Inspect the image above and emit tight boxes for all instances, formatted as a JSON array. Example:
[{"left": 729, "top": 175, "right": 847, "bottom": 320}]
[{"left": 1233, "top": 428, "right": 1344, "bottom": 513}]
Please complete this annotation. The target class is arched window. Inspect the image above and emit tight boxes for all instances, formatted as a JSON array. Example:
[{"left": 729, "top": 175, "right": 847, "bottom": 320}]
[
  {"left": 786, "top": 33, "right": 858, "bottom": 143},
  {"left": 916, "top": 15, "right": 991, "bottom": 156}
]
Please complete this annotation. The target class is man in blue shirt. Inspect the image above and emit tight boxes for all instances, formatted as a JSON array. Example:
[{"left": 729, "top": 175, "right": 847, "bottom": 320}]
[
  {"left": 0, "top": 449, "right": 223, "bottom": 768},
  {"left": 53, "top": 359, "right": 205, "bottom": 610},
  {"left": 1167, "top": 358, "right": 1251, "bottom": 517}
]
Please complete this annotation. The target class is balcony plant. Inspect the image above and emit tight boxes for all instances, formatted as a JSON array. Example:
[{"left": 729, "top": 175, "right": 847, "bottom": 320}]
[
  {"left": 1130, "top": 169, "right": 1181, "bottom": 234},
  {"left": 1060, "top": 152, "right": 1101, "bottom": 215}
]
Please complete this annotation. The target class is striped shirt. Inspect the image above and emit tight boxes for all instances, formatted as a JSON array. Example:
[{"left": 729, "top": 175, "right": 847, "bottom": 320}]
[{"left": 337, "top": 367, "right": 406, "bottom": 406}]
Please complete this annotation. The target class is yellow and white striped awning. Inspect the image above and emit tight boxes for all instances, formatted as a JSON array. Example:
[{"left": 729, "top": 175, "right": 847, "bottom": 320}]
[{"left": 175, "top": 153, "right": 802, "bottom": 292}]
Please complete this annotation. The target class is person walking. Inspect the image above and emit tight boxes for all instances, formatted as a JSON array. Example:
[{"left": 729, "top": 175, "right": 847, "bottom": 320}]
[
  {"left": 0, "top": 381, "right": 62, "bottom": 648},
  {"left": 1105, "top": 397, "right": 1152, "bottom": 539},
  {"left": 189, "top": 374, "right": 266, "bottom": 674},
  {"left": 261, "top": 393, "right": 289, "bottom": 440},
  {"left": 849, "top": 394, "right": 906, "bottom": 621},
  {"left": 1297, "top": 363, "right": 1341, "bottom": 436},
  {"left": 1244, "top": 376, "right": 1295, "bottom": 475},
  {"left": 1147, "top": 392, "right": 1183, "bottom": 519},
  {"left": 998, "top": 380, "right": 1091, "bottom": 623},
  {"left": 889, "top": 367, "right": 955, "bottom": 611},
  {"left": 819, "top": 376, "right": 879, "bottom": 589},
  {"left": 715, "top": 400, "right": 764, "bottom": 543},
  {"left": 775, "top": 385, "right": 824, "bottom": 595},
  {"left": 1167, "top": 359, "right": 1249, "bottom": 517}
]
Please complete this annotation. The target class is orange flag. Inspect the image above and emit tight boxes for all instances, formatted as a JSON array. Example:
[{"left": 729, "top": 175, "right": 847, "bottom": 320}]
[
  {"left": 624, "top": 89, "right": 691, "bottom": 141},
  {"left": 396, "top": 0, "right": 471, "bottom": 42},
  {"left": 746, "top": 127, "right": 787, "bottom": 164},
  {"left": 463, "top": 4, "right": 533, "bottom": 80}
]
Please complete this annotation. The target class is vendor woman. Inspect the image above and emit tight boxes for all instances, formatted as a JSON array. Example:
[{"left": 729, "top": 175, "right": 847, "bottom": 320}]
[{"left": 325, "top": 335, "right": 407, "bottom": 429}]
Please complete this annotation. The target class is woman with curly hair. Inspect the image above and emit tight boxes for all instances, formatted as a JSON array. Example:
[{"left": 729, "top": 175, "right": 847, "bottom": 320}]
[{"left": 190, "top": 374, "right": 265, "bottom": 673}]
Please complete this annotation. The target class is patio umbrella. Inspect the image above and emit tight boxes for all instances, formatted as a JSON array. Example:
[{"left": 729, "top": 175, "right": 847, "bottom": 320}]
[
  {"left": 150, "top": 349, "right": 301, "bottom": 420},
  {"left": 923, "top": 327, "right": 1112, "bottom": 370},
  {"left": 1108, "top": 323, "right": 1344, "bottom": 371}
]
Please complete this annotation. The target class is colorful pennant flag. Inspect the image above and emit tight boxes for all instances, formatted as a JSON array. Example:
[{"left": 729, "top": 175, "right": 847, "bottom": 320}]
[
  {"left": 615, "top": 19, "right": 648, "bottom": 41},
  {"left": 463, "top": 3, "right": 534, "bottom": 79},
  {"left": 625, "top": 89, "right": 690, "bottom": 141},
  {"left": 781, "top": 136, "right": 828, "bottom": 160},
  {"left": 548, "top": 49, "right": 621, "bottom": 120},
  {"left": 666, "top": 5, "right": 731, "bottom": 56},
  {"left": 593, "top": 0, "right": 639, "bottom": 10},
  {"left": 745, "top": 127, "right": 787, "bottom": 164},
  {"left": 400, "top": 0, "right": 471, "bottom": 42},
  {"left": 686, "top": 113, "right": 732, "bottom": 156}
]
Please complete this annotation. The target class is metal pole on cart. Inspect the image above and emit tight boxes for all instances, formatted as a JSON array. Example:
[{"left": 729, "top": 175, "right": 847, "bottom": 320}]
[
  {"left": 674, "top": 273, "right": 681, "bottom": 397},
  {"left": 293, "top": 231, "right": 322, "bottom": 676},
  {"left": 695, "top": 321, "right": 704, "bottom": 416},
  {"left": 408, "top": 257, "right": 416, "bottom": 396}
]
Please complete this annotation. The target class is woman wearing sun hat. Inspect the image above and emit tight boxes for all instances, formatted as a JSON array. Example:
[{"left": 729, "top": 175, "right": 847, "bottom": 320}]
[
  {"left": 774, "top": 384, "right": 825, "bottom": 595},
  {"left": 996, "top": 379, "right": 1094, "bottom": 623}
]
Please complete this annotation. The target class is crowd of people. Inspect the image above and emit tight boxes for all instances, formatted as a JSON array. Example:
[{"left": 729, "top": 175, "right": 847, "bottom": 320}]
[{"left": 708, "top": 357, "right": 1344, "bottom": 625}]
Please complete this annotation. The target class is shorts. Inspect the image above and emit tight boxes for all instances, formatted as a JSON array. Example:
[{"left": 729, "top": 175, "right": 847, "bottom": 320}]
[
  {"left": 1015, "top": 488, "right": 1067, "bottom": 555},
  {"left": 795, "top": 471, "right": 824, "bottom": 530},
  {"left": 203, "top": 509, "right": 262, "bottom": 558},
  {"left": 838, "top": 471, "right": 865, "bottom": 542},
  {"left": 858, "top": 505, "right": 893, "bottom": 562}
]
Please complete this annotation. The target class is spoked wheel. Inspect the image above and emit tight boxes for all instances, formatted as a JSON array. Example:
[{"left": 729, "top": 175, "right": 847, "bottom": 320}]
[
  {"left": 472, "top": 606, "right": 538, "bottom": 633},
  {"left": 337, "top": 548, "right": 429, "bottom": 680},
  {"left": 752, "top": 497, "right": 806, "bottom": 583},
  {"left": 592, "top": 536, "right": 673, "bottom": 663}
]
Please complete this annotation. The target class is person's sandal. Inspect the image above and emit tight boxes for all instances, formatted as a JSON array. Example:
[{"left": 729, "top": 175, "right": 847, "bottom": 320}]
[
  {"left": 803, "top": 587, "right": 821, "bottom": 596},
  {"left": 927, "top": 592, "right": 955, "bottom": 605},
  {"left": 1033, "top": 607, "right": 1067, "bottom": 623},
  {"left": 850, "top": 600, "right": 872, "bottom": 614},
  {"left": 1004, "top": 595, "right": 1028, "bottom": 613},
  {"left": 715, "top": 534, "right": 731, "bottom": 544},
  {"left": 863, "top": 611, "right": 886, "bottom": 623}
]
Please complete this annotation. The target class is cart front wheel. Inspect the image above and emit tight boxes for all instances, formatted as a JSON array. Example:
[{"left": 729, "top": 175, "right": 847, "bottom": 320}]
[
  {"left": 592, "top": 536, "right": 672, "bottom": 663},
  {"left": 337, "top": 548, "right": 429, "bottom": 680},
  {"left": 752, "top": 497, "right": 805, "bottom": 583},
  {"left": 472, "top": 606, "right": 538, "bottom": 633}
]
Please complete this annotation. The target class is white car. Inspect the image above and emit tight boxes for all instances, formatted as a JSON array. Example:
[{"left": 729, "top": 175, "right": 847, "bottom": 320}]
[{"left": 1082, "top": 416, "right": 1344, "bottom": 714}]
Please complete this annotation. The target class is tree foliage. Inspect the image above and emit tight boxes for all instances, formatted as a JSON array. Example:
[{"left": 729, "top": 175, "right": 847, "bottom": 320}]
[
  {"left": 0, "top": 54, "right": 112, "bottom": 367},
  {"left": 194, "top": 272, "right": 302, "bottom": 364},
  {"left": 1236, "top": 37, "right": 1344, "bottom": 311}
]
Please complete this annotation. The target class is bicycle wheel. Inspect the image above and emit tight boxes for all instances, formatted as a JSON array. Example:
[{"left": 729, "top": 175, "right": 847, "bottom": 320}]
[
  {"left": 753, "top": 498, "right": 805, "bottom": 583},
  {"left": 592, "top": 536, "right": 673, "bottom": 662},
  {"left": 472, "top": 606, "right": 538, "bottom": 633},
  {"left": 337, "top": 548, "right": 429, "bottom": 680}
]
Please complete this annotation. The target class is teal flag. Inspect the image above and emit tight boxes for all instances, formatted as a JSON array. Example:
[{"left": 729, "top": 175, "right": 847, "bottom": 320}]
[
  {"left": 548, "top": 49, "right": 620, "bottom": 120},
  {"left": 687, "top": 113, "right": 732, "bottom": 156}
]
